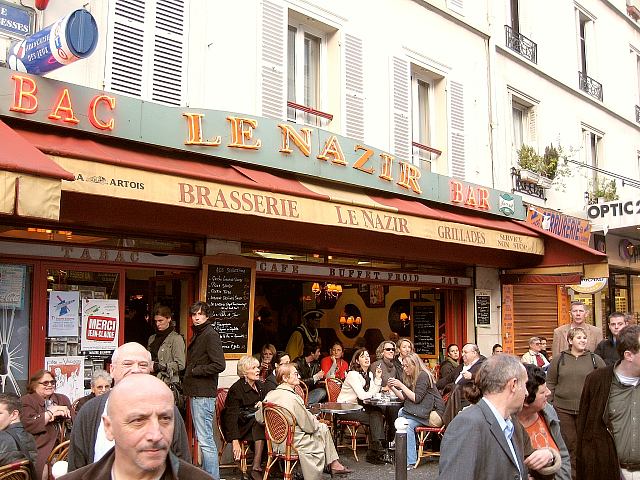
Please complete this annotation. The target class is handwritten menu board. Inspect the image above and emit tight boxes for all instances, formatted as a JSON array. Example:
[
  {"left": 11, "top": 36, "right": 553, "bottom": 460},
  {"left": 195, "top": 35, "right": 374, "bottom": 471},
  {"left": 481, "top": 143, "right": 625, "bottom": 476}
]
[
  {"left": 475, "top": 290, "right": 491, "bottom": 327},
  {"left": 412, "top": 304, "right": 437, "bottom": 357},
  {"left": 205, "top": 264, "right": 251, "bottom": 354}
]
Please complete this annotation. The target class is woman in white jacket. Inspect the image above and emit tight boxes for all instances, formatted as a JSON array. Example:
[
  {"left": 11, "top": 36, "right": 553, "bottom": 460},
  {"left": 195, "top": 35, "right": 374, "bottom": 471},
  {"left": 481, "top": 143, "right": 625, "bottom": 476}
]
[{"left": 336, "top": 347, "right": 386, "bottom": 464}]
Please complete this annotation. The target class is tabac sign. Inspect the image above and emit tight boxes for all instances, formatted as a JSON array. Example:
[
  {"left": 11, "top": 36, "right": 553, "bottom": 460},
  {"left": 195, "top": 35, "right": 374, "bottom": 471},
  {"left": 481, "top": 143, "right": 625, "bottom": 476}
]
[{"left": 0, "top": 68, "right": 526, "bottom": 220}]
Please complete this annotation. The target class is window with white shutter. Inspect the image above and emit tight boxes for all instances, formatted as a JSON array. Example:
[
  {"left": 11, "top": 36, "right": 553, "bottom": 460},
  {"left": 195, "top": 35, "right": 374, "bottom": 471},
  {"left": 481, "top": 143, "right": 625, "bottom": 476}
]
[
  {"left": 449, "top": 80, "right": 465, "bottom": 179},
  {"left": 391, "top": 56, "right": 411, "bottom": 162},
  {"left": 261, "top": 0, "right": 286, "bottom": 119},
  {"left": 105, "top": 0, "right": 187, "bottom": 106},
  {"left": 508, "top": 89, "right": 538, "bottom": 160},
  {"left": 344, "top": 33, "right": 364, "bottom": 141}
]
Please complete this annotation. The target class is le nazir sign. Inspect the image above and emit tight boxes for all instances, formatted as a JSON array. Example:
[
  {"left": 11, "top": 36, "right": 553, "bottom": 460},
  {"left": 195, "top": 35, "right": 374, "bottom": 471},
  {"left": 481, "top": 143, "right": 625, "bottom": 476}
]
[{"left": 1, "top": 69, "right": 525, "bottom": 220}]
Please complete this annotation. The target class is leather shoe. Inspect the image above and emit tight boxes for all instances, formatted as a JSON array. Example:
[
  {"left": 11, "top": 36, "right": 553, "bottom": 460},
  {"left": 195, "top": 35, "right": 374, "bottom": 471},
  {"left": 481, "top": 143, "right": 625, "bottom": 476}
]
[
  {"left": 331, "top": 466, "right": 353, "bottom": 477},
  {"left": 250, "top": 469, "right": 263, "bottom": 480}
]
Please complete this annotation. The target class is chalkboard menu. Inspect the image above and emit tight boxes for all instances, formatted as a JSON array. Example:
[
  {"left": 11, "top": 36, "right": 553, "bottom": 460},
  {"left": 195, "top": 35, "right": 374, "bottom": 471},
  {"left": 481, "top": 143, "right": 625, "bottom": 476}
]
[
  {"left": 205, "top": 264, "right": 252, "bottom": 354},
  {"left": 475, "top": 292, "right": 491, "bottom": 327},
  {"left": 412, "top": 304, "right": 437, "bottom": 357}
]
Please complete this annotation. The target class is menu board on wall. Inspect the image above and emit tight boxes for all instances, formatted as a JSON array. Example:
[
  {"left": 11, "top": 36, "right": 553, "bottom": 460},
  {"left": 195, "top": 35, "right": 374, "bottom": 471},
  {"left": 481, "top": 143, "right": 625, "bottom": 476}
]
[
  {"left": 202, "top": 258, "right": 255, "bottom": 357},
  {"left": 475, "top": 289, "right": 491, "bottom": 327},
  {"left": 412, "top": 303, "right": 437, "bottom": 357}
]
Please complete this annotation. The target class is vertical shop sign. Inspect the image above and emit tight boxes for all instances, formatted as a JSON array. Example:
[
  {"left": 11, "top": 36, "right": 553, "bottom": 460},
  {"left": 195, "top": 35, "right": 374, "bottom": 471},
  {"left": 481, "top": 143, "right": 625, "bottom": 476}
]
[
  {"left": 474, "top": 289, "right": 491, "bottom": 327},
  {"left": 81, "top": 299, "right": 119, "bottom": 351},
  {"left": 48, "top": 290, "right": 79, "bottom": 336},
  {"left": 0, "top": 264, "right": 26, "bottom": 309},
  {"left": 502, "top": 285, "right": 515, "bottom": 354},
  {"left": 557, "top": 286, "right": 570, "bottom": 326},
  {"left": 44, "top": 356, "right": 84, "bottom": 402}
]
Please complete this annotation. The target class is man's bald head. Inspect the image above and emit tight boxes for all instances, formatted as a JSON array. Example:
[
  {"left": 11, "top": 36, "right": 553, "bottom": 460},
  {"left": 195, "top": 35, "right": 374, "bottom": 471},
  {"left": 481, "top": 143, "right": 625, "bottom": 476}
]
[
  {"left": 109, "top": 342, "right": 152, "bottom": 384},
  {"left": 103, "top": 375, "right": 174, "bottom": 475}
]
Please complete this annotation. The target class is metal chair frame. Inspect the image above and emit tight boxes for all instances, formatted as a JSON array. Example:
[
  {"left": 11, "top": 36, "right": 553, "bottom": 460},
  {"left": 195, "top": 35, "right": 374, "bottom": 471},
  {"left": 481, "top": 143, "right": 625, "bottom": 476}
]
[
  {"left": 0, "top": 460, "right": 31, "bottom": 480},
  {"left": 262, "top": 402, "right": 299, "bottom": 480},
  {"left": 324, "top": 377, "right": 368, "bottom": 461},
  {"left": 414, "top": 425, "right": 445, "bottom": 467}
]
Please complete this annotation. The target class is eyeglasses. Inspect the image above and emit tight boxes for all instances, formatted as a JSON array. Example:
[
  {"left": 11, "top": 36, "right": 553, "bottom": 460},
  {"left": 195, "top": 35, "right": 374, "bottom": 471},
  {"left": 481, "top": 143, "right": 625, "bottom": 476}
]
[
  {"left": 384, "top": 347, "right": 395, "bottom": 352},
  {"left": 39, "top": 380, "right": 56, "bottom": 386}
]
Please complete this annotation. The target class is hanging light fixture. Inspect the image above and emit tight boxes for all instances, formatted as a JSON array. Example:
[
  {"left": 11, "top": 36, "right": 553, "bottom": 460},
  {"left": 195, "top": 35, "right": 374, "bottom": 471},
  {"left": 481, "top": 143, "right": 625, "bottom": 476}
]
[
  {"left": 312, "top": 282, "right": 343, "bottom": 300},
  {"left": 400, "top": 312, "right": 411, "bottom": 328}
]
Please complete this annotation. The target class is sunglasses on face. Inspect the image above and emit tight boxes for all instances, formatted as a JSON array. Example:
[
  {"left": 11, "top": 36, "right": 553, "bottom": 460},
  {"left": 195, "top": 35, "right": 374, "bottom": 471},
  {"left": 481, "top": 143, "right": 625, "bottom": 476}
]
[
  {"left": 384, "top": 347, "right": 395, "bottom": 352},
  {"left": 39, "top": 380, "right": 56, "bottom": 386}
]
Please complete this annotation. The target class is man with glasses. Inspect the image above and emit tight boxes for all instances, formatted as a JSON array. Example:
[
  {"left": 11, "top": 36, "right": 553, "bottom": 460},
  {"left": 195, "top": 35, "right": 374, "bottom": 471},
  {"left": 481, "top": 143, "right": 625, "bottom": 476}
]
[
  {"left": 67, "top": 342, "right": 191, "bottom": 471},
  {"left": 183, "top": 301, "right": 226, "bottom": 480},
  {"left": 521, "top": 337, "right": 550, "bottom": 369}
]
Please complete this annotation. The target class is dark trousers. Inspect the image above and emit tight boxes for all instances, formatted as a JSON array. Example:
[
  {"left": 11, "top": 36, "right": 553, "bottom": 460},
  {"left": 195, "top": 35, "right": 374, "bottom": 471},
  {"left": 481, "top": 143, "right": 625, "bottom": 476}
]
[
  {"left": 339, "top": 408, "right": 385, "bottom": 444},
  {"left": 556, "top": 407, "right": 578, "bottom": 480}
]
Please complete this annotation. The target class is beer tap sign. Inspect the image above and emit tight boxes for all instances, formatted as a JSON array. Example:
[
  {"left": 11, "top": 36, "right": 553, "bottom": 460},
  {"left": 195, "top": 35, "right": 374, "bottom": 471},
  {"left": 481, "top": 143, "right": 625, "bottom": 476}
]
[{"left": 8, "top": 9, "right": 98, "bottom": 75}]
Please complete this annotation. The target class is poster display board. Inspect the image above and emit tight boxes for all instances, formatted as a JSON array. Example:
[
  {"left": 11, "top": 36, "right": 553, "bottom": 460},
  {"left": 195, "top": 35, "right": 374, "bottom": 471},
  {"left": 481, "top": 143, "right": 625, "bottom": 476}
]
[
  {"left": 44, "top": 356, "right": 84, "bottom": 402},
  {"left": 201, "top": 256, "right": 255, "bottom": 358},
  {"left": 81, "top": 299, "right": 119, "bottom": 351},
  {"left": 475, "top": 289, "right": 491, "bottom": 327},
  {"left": 0, "top": 264, "right": 26, "bottom": 309}
]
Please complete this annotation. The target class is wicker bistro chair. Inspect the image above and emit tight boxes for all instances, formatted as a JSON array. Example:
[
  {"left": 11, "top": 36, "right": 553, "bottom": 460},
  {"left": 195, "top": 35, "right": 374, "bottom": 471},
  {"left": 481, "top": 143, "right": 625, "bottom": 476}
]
[
  {"left": 262, "top": 403, "right": 299, "bottom": 480},
  {"left": 215, "top": 388, "right": 251, "bottom": 479},
  {"left": 0, "top": 460, "right": 31, "bottom": 480},
  {"left": 413, "top": 391, "right": 450, "bottom": 468},
  {"left": 293, "top": 382, "right": 308, "bottom": 405},
  {"left": 324, "top": 377, "right": 369, "bottom": 461}
]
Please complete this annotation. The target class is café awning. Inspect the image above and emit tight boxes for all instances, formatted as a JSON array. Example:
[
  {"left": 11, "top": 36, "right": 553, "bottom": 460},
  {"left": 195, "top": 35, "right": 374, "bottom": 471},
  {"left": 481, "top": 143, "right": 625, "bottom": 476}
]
[{"left": 0, "top": 120, "right": 74, "bottom": 220}]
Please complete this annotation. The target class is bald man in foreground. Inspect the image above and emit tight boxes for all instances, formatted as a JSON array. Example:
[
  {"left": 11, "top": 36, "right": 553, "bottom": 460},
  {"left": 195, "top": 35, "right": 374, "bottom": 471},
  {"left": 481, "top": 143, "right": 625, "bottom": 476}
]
[{"left": 60, "top": 375, "right": 210, "bottom": 480}]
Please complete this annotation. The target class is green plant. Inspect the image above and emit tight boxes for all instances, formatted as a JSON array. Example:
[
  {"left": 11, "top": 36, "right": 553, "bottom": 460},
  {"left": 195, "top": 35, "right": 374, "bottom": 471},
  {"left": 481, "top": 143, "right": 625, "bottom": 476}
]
[
  {"left": 517, "top": 143, "right": 570, "bottom": 181},
  {"left": 590, "top": 178, "right": 618, "bottom": 202}
]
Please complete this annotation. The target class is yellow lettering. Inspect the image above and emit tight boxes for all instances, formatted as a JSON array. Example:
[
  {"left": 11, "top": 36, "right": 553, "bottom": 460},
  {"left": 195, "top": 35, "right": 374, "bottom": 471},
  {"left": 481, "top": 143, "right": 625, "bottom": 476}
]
[
  {"left": 353, "top": 145, "right": 375, "bottom": 174},
  {"left": 278, "top": 124, "right": 312, "bottom": 156},
  {"left": 183, "top": 113, "right": 221, "bottom": 146},
  {"left": 397, "top": 162, "right": 422, "bottom": 194},
  {"left": 379, "top": 153, "right": 394, "bottom": 181},
  {"left": 317, "top": 135, "right": 347, "bottom": 165},
  {"left": 227, "top": 116, "right": 262, "bottom": 150}
]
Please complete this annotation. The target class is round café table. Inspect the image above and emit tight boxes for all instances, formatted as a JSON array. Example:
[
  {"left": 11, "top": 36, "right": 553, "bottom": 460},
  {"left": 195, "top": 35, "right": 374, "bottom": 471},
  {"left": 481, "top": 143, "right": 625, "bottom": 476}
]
[
  {"left": 362, "top": 396, "right": 404, "bottom": 464},
  {"left": 314, "top": 401, "right": 363, "bottom": 444}
]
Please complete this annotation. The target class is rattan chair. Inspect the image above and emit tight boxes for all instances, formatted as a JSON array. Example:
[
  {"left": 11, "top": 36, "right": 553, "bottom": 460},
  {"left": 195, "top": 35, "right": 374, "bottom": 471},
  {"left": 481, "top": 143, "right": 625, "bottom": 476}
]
[
  {"left": 216, "top": 388, "right": 251, "bottom": 478},
  {"left": 293, "top": 382, "right": 308, "bottom": 405},
  {"left": 414, "top": 425, "right": 445, "bottom": 467},
  {"left": 325, "top": 377, "right": 368, "bottom": 461},
  {"left": 47, "top": 440, "right": 70, "bottom": 467},
  {"left": 262, "top": 402, "right": 299, "bottom": 480},
  {"left": 0, "top": 460, "right": 31, "bottom": 480}
]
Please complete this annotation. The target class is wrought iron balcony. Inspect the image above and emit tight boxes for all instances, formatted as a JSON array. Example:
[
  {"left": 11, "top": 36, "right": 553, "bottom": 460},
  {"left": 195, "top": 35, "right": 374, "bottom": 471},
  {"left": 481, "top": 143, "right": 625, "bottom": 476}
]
[
  {"left": 636, "top": 105, "right": 640, "bottom": 124},
  {"left": 504, "top": 25, "right": 537, "bottom": 64},
  {"left": 578, "top": 71, "right": 603, "bottom": 101}
]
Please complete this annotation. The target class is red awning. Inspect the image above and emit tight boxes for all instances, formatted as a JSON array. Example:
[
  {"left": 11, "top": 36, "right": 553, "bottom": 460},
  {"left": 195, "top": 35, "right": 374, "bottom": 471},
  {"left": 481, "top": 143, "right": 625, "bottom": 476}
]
[{"left": 0, "top": 120, "right": 74, "bottom": 181}]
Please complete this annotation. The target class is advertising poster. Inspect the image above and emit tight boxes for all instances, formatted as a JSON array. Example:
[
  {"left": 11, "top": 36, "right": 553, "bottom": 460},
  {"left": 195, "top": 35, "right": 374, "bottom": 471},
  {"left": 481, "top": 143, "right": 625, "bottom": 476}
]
[
  {"left": 44, "top": 356, "right": 84, "bottom": 402},
  {"left": 0, "top": 264, "right": 26, "bottom": 309},
  {"left": 81, "top": 299, "right": 119, "bottom": 351},
  {"left": 48, "top": 291, "right": 80, "bottom": 337}
]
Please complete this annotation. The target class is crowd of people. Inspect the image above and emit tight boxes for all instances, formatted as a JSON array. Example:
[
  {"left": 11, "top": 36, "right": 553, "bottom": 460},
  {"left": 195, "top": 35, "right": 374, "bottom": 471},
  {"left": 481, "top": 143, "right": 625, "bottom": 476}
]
[{"left": 1, "top": 299, "right": 639, "bottom": 480}]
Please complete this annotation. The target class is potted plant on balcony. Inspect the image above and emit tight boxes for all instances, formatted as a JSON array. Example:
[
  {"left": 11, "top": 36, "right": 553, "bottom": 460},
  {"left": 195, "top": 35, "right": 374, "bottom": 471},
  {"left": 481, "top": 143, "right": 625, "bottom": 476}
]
[
  {"left": 516, "top": 143, "right": 569, "bottom": 188},
  {"left": 588, "top": 178, "right": 618, "bottom": 204}
]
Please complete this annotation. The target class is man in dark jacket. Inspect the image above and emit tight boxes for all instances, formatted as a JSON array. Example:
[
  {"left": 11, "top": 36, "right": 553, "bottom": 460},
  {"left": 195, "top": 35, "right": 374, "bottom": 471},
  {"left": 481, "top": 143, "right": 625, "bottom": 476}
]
[
  {"left": 60, "top": 375, "right": 210, "bottom": 480},
  {"left": 183, "top": 301, "right": 226, "bottom": 480},
  {"left": 67, "top": 343, "right": 191, "bottom": 471},
  {"left": 577, "top": 324, "right": 640, "bottom": 480},
  {"left": 293, "top": 342, "right": 326, "bottom": 404},
  {"left": 0, "top": 393, "right": 37, "bottom": 474},
  {"left": 594, "top": 311, "right": 626, "bottom": 366}
]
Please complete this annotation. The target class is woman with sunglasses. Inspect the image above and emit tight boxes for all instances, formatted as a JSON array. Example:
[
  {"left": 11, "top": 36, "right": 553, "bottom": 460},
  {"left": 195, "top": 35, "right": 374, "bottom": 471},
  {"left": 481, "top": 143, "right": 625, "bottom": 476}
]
[
  {"left": 258, "top": 363, "right": 352, "bottom": 479},
  {"left": 337, "top": 347, "right": 387, "bottom": 465},
  {"left": 21, "top": 369, "right": 75, "bottom": 480},
  {"left": 388, "top": 353, "right": 444, "bottom": 469}
]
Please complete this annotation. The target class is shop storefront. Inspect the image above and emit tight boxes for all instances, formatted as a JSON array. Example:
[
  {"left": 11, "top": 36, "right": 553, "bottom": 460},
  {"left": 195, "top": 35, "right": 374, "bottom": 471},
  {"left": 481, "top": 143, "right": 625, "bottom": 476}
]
[{"left": 0, "top": 68, "right": 605, "bottom": 398}]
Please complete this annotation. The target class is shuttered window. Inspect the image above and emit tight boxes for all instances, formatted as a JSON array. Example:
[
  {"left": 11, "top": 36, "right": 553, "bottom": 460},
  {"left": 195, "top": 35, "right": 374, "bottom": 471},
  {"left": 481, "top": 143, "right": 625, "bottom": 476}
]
[
  {"left": 449, "top": 80, "right": 465, "bottom": 179},
  {"left": 391, "top": 56, "right": 411, "bottom": 161},
  {"left": 106, "top": 0, "right": 186, "bottom": 106},
  {"left": 344, "top": 33, "right": 364, "bottom": 141},
  {"left": 261, "top": 0, "right": 286, "bottom": 119},
  {"left": 447, "top": 0, "right": 464, "bottom": 15},
  {"left": 512, "top": 285, "right": 558, "bottom": 356}
]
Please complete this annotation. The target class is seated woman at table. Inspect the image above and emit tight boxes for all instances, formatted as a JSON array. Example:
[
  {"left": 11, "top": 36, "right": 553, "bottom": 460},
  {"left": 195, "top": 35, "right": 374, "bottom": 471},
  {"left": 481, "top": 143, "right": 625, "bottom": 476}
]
[
  {"left": 336, "top": 347, "right": 387, "bottom": 465},
  {"left": 388, "top": 352, "right": 445, "bottom": 469},
  {"left": 320, "top": 341, "right": 349, "bottom": 380},
  {"left": 258, "top": 363, "right": 352, "bottom": 480},
  {"left": 257, "top": 343, "right": 277, "bottom": 382},
  {"left": 221, "top": 355, "right": 266, "bottom": 480},
  {"left": 263, "top": 351, "right": 290, "bottom": 395}
]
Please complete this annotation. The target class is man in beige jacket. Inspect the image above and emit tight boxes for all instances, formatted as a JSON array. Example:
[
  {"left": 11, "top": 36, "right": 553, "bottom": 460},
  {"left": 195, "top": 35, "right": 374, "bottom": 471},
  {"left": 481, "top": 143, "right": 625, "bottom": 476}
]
[{"left": 552, "top": 301, "right": 602, "bottom": 357}]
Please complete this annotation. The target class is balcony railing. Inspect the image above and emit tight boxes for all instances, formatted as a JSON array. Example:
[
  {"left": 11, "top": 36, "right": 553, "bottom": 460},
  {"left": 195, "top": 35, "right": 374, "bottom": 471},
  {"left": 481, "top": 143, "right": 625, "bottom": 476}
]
[
  {"left": 636, "top": 105, "right": 640, "bottom": 124},
  {"left": 287, "top": 101, "right": 333, "bottom": 128},
  {"left": 412, "top": 141, "right": 442, "bottom": 172},
  {"left": 504, "top": 25, "right": 537, "bottom": 64},
  {"left": 578, "top": 71, "right": 603, "bottom": 101}
]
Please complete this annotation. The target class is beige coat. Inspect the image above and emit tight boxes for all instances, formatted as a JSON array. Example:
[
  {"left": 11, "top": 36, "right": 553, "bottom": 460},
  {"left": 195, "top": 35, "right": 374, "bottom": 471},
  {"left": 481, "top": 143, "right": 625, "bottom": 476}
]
[
  {"left": 552, "top": 323, "right": 602, "bottom": 358},
  {"left": 148, "top": 330, "right": 186, "bottom": 384},
  {"left": 257, "top": 384, "right": 338, "bottom": 480}
]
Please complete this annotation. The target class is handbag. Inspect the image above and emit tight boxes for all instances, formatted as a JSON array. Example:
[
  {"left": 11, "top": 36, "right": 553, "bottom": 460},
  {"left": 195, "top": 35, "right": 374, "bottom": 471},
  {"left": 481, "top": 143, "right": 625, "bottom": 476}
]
[{"left": 168, "top": 382, "right": 185, "bottom": 411}]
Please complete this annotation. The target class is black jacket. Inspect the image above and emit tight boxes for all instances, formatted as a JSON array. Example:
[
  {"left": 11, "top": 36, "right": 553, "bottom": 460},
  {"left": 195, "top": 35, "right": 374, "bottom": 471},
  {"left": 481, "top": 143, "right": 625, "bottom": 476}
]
[
  {"left": 221, "top": 378, "right": 265, "bottom": 441},
  {"left": 293, "top": 356, "right": 321, "bottom": 390},
  {"left": 183, "top": 322, "right": 226, "bottom": 397},
  {"left": 594, "top": 338, "right": 620, "bottom": 366}
]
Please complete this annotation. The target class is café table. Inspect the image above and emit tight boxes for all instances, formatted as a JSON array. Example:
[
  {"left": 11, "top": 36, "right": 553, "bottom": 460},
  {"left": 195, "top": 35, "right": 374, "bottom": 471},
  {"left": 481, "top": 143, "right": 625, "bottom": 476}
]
[
  {"left": 313, "top": 401, "right": 363, "bottom": 444},
  {"left": 362, "top": 395, "right": 404, "bottom": 464}
]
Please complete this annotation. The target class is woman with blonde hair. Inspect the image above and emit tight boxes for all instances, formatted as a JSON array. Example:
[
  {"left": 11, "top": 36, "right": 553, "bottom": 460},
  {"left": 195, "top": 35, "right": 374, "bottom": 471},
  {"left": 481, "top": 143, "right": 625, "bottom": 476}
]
[
  {"left": 221, "top": 355, "right": 266, "bottom": 480},
  {"left": 389, "top": 353, "right": 445, "bottom": 469}
]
